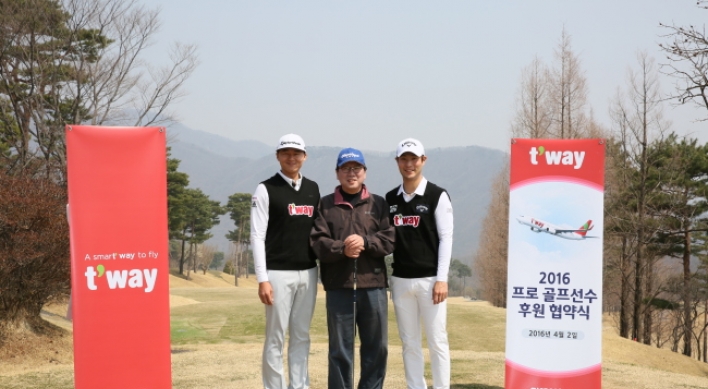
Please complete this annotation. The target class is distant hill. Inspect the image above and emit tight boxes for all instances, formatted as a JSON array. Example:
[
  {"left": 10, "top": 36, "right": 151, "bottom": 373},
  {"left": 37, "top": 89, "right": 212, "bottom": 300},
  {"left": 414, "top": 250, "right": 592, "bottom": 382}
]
[
  {"left": 167, "top": 124, "right": 507, "bottom": 262},
  {"left": 167, "top": 122, "right": 272, "bottom": 160}
]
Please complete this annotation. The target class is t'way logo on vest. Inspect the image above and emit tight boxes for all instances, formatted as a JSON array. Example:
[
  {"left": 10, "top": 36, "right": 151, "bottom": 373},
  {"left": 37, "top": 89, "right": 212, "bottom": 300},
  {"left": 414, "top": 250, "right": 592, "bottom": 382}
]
[
  {"left": 393, "top": 214, "right": 420, "bottom": 227},
  {"left": 529, "top": 146, "right": 585, "bottom": 169},
  {"left": 288, "top": 203, "right": 314, "bottom": 217}
]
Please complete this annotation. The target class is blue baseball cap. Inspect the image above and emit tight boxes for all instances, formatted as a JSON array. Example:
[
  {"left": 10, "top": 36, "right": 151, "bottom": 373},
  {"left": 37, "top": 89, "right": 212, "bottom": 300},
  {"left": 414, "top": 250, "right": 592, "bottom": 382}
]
[{"left": 336, "top": 148, "right": 366, "bottom": 168}]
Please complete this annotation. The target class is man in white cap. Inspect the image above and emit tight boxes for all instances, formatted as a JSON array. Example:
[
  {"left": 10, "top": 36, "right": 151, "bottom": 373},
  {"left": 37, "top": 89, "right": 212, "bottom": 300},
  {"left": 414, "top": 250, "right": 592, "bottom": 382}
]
[
  {"left": 251, "top": 134, "right": 320, "bottom": 389},
  {"left": 385, "top": 138, "right": 454, "bottom": 389}
]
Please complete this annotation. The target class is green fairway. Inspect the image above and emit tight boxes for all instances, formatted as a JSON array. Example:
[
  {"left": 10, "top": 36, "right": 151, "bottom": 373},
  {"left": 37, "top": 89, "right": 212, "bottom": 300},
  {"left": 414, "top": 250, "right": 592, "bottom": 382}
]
[
  {"left": 169, "top": 287, "right": 329, "bottom": 345},
  {"left": 2, "top": 277, "right": 708, "bottom": 388},
  {"left": 168, "top": 287, "right": 507, "bottom": 352}
]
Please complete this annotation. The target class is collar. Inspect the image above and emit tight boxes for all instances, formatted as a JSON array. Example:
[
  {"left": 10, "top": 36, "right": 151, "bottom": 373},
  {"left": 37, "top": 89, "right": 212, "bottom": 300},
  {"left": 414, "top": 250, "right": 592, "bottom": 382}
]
[
  {"left": 278, "top": 171, "right": 302, "bottom": 190},
  {"left": 397, "top": 177, "right": 427, "bottom": 197},
  {"left": 334, "top": 184, "right": 370, "bottom": 206}
]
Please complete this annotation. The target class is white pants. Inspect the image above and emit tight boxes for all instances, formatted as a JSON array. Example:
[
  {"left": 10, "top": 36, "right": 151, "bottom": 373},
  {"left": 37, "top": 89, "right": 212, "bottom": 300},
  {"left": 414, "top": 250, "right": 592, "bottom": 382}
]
[
  {"left": 391, "top": 276, "right": 450, "bottom": 389},
  {"left": 262, "top": 268, "right": 318, "bottom": 389}
]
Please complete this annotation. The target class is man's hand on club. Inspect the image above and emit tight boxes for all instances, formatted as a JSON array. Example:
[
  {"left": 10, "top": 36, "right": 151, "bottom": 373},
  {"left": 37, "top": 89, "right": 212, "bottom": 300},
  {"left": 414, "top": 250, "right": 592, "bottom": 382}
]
[{"left": 343, "top": 234, "right": 365, "bottom": 258}]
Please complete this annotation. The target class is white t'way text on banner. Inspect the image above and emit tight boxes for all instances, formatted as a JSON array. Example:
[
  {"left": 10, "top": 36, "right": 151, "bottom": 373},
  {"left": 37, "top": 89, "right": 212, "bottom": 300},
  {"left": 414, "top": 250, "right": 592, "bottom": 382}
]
[{"left": 82, "top": 250, "right": 161, "bottom": 293}]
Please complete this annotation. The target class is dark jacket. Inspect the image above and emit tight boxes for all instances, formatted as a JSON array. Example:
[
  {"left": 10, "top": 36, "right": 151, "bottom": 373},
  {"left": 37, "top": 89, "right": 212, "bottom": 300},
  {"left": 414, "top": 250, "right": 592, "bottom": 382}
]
[{"left": 310, "top": 185, "right": 395, "bottom": 291}]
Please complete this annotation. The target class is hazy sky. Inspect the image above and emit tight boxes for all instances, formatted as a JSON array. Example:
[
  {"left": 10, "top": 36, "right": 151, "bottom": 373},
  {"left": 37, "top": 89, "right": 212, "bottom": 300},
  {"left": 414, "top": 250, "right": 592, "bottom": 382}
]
[{"left": 140, "top": 1, "right": 706, "bottom": 153}]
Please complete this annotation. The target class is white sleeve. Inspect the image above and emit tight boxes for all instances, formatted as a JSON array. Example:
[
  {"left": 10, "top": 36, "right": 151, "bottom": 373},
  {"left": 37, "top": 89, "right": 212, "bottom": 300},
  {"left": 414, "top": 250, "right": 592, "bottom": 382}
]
[
  {"left": 434, "top": 192, "right": 453, "bottom": 282},
  {"left": 251, "top": 184, "right": 270, "bottom": 283}
]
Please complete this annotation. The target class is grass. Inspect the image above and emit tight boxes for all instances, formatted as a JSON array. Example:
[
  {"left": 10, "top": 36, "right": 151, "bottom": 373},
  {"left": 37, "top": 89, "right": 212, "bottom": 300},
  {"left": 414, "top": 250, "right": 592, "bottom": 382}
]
[{"left": 1, "top": 271, "right": 707, "bottom": 388}]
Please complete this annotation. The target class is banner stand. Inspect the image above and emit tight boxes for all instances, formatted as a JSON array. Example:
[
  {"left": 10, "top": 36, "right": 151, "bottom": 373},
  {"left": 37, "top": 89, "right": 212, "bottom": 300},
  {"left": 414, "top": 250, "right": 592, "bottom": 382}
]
[
  {"left": 505, "top": 138, "right": 605, "bottom": 389},
  {"left": 67, "top": 125, "right": 172, "bottom": 389}
]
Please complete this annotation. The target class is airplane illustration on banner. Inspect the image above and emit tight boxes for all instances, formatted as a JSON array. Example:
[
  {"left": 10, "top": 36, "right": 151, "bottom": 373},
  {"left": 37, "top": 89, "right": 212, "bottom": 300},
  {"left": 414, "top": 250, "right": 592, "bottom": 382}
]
[{"left": 516, "top": 215, "right": 597, "bottom": 240}]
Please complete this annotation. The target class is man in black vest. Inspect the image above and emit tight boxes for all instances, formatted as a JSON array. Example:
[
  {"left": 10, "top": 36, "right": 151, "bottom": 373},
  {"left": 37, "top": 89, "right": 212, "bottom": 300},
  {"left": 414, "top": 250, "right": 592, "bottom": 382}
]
[
  {"left": 251, "top": 134, "right": 320, "bottom": 389},
  {"left": 311, "top": 148, "right": 395, "bottom": 389},
  {"left": 386, "top": 138, "right": 454, "bottom": 389}
]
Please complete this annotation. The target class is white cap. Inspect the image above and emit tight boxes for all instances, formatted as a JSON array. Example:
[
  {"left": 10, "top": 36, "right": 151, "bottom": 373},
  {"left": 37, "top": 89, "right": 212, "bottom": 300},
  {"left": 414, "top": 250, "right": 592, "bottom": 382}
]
[
  {"left": 276, "top": 133, "right": 306, "bottom": 152},
  {"left": 396, "top": 138, "right": 425, "bottom": 157}
]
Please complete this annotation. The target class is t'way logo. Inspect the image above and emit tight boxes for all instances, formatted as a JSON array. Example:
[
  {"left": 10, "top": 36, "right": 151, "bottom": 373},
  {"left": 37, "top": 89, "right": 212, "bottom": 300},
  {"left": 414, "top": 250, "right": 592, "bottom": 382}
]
[
  {"left": 529, "top": 146, "right": 585, "bottom": 169},
  {"left": 288, "top": 203, "right": 314, "bottom": 217},
  {"left": 393, "top": 214, "right": 420, "bottom": 227},
  {"left": 84, "top": 265, "right": 157, "bottom": 293},
  {"left": 531, "top": 218, "right": 545, "bottom": 228}
]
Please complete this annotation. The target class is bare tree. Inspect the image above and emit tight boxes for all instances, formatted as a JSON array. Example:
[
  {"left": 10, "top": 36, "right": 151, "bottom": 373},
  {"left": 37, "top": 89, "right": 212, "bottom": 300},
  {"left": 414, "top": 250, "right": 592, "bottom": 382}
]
[
  {"left": 197, "top": 243, "right": 217, "bottom": 275},
  {"left": 659, "top": 1, "right": 708, "bottom": 119},
  {"left": 0, "top": 0, "right": 198, "bottom": 179},
  {"left": 0, "top": 174, "right": 69, "bottom": 339},
  {"left": 67, "top": 0, "right": 198, "bottom": 126},
  {"left": 479, "top": 33, "right": 596, "bottom": 307},
  {"left": 511, "top": 56, "right": 553, "bottom": 138},
  {"left": 609, "top": 51, "right": 669, "bottom": 344},
  {"left": 473, "top": 162, "right": 509, "bottom": 307},
  {"left": 549, "top": 28, "right": 589, "bottom": 139}
]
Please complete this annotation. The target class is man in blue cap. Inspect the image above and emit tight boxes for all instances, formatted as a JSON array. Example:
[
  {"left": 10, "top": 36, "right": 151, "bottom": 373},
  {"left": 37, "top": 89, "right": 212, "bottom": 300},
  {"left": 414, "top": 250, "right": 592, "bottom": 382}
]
[{"left": 310, "top": 147, "right": 395, "bottom": 389}]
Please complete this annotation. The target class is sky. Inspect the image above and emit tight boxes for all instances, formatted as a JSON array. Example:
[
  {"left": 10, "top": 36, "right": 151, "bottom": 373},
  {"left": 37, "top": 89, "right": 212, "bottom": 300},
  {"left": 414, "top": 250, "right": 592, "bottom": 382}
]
[{"left": 139, "top": 1, "right": 706, "bottom": 153}]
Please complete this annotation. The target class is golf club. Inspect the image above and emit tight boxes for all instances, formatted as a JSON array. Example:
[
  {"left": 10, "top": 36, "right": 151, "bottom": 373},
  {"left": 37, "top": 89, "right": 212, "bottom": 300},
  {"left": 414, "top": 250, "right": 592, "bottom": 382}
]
[{"left": 352, "top": 257, "right": 357, "bottom": 389}]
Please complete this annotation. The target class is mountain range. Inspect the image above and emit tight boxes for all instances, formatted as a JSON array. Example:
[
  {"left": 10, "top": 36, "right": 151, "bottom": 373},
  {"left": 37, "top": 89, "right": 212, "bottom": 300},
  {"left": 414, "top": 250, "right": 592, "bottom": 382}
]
[{"left": 167, "top": 123, "right": 507, "bottom": 263}]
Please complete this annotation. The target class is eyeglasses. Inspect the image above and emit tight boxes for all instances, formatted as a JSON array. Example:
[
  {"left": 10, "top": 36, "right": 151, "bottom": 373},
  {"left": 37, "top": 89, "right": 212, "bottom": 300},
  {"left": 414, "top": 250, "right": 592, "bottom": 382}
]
[{"left": 338, "top": 166, "right": 365, "bottom": 173}]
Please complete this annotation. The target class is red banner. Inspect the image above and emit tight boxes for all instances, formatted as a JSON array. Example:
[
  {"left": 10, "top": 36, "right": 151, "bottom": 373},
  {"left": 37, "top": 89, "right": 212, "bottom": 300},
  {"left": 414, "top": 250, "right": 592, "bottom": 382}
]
[
  {"left": 506, "top": 138, "right": 605, "bottom": 389},
  {"left": 66, "top": 125, "right": 171, "bottom": 389},
  {"left": 509, "top": 138, "right": 605, "bottom": 190}
]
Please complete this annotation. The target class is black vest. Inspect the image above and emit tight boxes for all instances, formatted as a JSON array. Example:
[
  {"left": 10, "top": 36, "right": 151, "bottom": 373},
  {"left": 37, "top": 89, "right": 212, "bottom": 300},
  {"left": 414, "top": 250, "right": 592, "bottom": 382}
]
[
  {"left": 262, "top": 174, "right": 320, "bottom": 270},
  {"left": 386, "top": 182, "right": 447, "bottom": 278}
]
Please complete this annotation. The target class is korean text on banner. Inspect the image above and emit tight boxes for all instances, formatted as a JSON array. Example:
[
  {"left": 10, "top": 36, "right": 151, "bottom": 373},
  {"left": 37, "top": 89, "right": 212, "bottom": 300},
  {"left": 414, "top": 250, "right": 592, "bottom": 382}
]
[
  {"left": 505, "top": 138, "right": 605, "bottom": 389},
  {"left": 66, "top": 125, "right": 171, "bottom": 389}
]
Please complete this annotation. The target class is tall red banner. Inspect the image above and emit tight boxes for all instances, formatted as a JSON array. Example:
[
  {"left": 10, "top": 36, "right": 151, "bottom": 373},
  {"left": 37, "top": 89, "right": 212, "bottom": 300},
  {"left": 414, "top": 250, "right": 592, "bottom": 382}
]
[
  {"left": 506, "top": 139, "right": 604, "bottom": 389},
  {"left": 66, "top": 125, "right": 172, "bottom": 389}
]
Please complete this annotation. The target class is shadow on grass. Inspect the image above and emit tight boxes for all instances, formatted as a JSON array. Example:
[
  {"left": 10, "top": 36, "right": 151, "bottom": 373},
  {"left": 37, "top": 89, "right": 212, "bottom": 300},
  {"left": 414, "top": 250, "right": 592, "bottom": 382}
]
[{"left": 451, "top": 385, "right": 503, "bottom": 389}]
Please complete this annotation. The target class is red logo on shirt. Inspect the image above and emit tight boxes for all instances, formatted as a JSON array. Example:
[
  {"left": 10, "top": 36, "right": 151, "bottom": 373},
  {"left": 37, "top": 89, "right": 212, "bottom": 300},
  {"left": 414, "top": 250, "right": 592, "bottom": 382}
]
[
  {"left": 393, "top": 214, "right": 420, "bottom": 228},
  {"left": 288, "top": 204, "right": 314, "bottom": 217}
]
